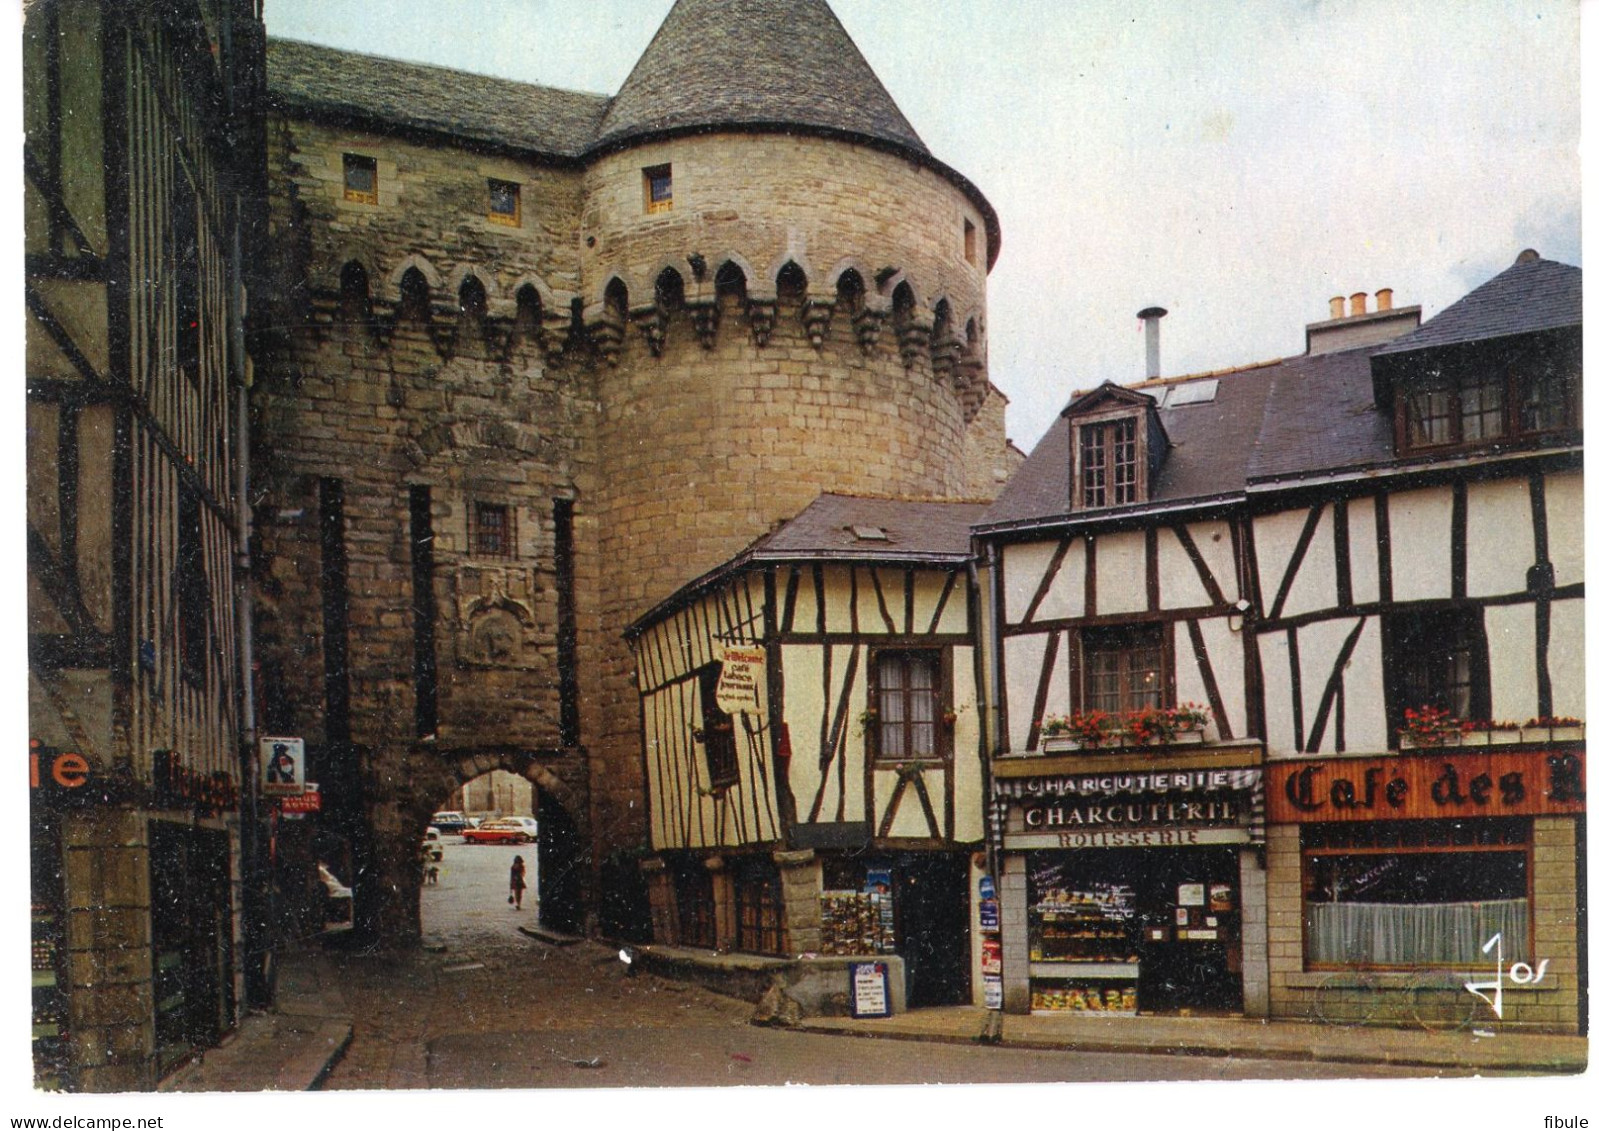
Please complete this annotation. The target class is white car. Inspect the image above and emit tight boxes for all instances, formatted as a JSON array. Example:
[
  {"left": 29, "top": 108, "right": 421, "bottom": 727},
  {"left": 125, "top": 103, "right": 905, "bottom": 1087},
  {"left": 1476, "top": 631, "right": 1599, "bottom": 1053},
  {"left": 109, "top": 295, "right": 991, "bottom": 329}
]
[{"left": 495, "top": 816, "right": 538, "bottom": 841}]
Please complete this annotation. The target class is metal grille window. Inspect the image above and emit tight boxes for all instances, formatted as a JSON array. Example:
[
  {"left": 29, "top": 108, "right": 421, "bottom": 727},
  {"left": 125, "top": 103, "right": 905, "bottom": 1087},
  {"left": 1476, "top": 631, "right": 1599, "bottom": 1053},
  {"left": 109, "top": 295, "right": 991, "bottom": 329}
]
[
  {"left": 487, "top": 178, "right": 520, "bottom": 226},
  {"left": 1081, "top": 418, "right": 1137, "bottom": 507},
  {"left": 342, "top": 153, "right": 377, "bottom": 204},
  {"left": 674, "top": 865, "right": 716, "bottom": 949},
  {"left": 873, "top": 650, "right": 941, "bottom": 762},
  {"left": 643, "top": 164, "right": 672, "bottom": 214},
  {"left": 1082, "top": 624, "right": 1165, "bottom": 714},
  {"left": 470, "top": 502, "right": 514, "bottom": 559},
  {"left": 734, "top": 866, "right": 785, "bottom": 956}
]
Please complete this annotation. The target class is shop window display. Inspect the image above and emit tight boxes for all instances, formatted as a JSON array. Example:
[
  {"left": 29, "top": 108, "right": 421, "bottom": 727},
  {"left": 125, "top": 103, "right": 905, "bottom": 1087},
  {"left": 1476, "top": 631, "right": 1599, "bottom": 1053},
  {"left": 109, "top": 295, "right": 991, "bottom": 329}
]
[{"left": 1303, "top": 819, "right": 1529, "bottom": 967}]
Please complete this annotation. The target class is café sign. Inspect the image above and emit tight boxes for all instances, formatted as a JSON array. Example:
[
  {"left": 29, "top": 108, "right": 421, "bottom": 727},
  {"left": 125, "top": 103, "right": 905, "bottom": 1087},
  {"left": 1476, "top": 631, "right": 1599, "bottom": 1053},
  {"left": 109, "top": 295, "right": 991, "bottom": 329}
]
[{"left": 1266, "top": 750, "right": 1584, "bottom": 823}]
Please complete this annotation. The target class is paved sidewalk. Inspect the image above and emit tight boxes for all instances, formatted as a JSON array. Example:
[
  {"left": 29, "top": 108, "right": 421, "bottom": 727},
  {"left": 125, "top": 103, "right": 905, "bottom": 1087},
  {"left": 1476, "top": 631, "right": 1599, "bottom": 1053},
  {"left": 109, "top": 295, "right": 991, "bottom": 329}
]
[
  {"left": 159, "top": 944, "right": 353, "bottom": 1092},
  {"left": 159, "top": 941, "right": 1585, "bottom": 1090},
  {"left": 794, "top": 1005, "right": 1588, "bottom": 1074}
]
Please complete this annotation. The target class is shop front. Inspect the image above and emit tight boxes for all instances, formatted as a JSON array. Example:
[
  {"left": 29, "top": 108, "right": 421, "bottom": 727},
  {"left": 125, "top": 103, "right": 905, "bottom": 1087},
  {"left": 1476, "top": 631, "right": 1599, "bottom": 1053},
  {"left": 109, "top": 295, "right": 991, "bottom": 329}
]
[
  {"left": 991, "top": 760, "right": 1268, "bottom": 1016},
  {"left": 1266, "top": 746, "right": 1586, "bottom": 1032}
]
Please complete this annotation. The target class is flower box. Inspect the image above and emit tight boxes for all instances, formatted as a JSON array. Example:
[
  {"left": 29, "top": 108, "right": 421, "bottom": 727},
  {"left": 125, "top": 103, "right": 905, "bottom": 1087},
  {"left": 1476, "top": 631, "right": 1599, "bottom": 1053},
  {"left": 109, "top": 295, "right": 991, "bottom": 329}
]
[
  {"left": 1488, "top": 727, "right": 1525, "bottom": 746},
  {"left": 1458, "top": 730, "right": 1490, "bottom": 747},
  {"left": 1040, "top": 736, "right": 1081, "bottom": 753},
  {"left": 1172, "top": 730, "right": 1205, "bottom": 745},
  {"left": 1399, "top": 730, "right": 1459, "bottom": 750},
  {"left": 1551, "top": 725, "right": 1584, "bottom": 742}
]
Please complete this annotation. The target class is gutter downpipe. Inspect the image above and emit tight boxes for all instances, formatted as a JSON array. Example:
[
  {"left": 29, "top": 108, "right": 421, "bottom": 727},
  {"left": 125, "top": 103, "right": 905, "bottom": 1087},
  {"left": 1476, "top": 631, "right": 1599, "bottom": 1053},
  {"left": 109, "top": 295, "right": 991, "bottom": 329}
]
[
  {"left": 974, "top": 547, "right": 1005, "bottom": 1039},
  {"left": 230, "top": 220, "right": 268, "bottom": 1007}
]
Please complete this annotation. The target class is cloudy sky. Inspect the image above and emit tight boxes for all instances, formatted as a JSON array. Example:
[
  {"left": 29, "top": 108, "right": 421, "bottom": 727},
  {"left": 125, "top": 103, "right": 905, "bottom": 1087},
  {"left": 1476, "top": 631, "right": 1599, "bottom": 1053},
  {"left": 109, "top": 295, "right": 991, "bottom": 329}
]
[{"left": 262, "top": 0, "right": 1580, "bottom": 452}]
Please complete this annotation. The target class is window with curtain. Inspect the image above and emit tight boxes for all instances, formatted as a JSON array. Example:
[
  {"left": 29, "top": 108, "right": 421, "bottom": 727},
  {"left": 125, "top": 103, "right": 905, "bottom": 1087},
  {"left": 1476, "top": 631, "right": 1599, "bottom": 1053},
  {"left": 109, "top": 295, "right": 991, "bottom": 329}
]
[
  {"left": 872, "top": 650, "right": 942, "bottom": 762},
  {"left": 1303, "top": 819, "right": 1529, "bottom": 967}
]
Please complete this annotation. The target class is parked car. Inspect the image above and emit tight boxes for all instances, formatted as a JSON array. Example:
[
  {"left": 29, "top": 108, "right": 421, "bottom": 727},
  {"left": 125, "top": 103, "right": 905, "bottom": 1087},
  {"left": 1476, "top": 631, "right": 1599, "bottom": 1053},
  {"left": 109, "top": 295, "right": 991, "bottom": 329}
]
[
  {"left": 430, "top": 811, "right": 469, "bottom": 835},
  {"left": 421, "top": 826, "right": 443, "bottom": 862},
  {"left": 495, "top": 816, "right": 538, "bottom": 841},
  {"left": 462, "top": 818, "right": 534, "bottom": 845}
]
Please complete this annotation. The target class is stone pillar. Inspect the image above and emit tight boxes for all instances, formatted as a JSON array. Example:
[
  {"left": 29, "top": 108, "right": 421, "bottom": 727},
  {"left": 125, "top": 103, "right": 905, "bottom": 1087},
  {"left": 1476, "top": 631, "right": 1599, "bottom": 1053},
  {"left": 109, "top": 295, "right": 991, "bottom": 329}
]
[
  {"left": 1264, "top": 823, "right": 1305, "bottom": 1020},
  {"left": 1238, "top": 847, "right": 1269, "bottom": 1017},
  {"left": 639, "top": 857, "right": 676, "bottom": 945},
  {"left": 705, "top": 855, "right": 734, "bottom": 950},
  {"left": 774, "top": 848, "right": 821, "bottom": 956},
  {"left": 1530, "top": 816, "right": 1580, "bottom": 1032},
  {"left": 999, "top": 852, "right": 1031, "bottom": 1014},
  {"left": 64, "top": 808, "right": 156, "bottom": 1092}
]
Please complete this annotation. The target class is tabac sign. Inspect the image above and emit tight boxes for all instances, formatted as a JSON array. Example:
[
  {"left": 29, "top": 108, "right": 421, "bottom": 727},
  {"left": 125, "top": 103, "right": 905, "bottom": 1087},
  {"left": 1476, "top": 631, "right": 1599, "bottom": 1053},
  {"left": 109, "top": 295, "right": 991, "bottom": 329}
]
[
  {"left": 715, "top": 646, "right": 766, "bottom": 715},
  {"left": 1267, "top": 750, "right": 1585, "bottom": 823}
]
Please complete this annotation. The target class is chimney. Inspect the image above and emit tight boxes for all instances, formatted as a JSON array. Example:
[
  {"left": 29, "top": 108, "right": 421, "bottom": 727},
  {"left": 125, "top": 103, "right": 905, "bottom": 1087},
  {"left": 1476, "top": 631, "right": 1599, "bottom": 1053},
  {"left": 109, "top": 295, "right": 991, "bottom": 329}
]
[
  {"left": 1376, "top": 288, "right": 1393, "bottom": 312},
  {"left": 1307, "top": 286, "right": 1422, "bottom": 355},
  {"left": 1137, "top": 306, "right": 1167, "bottom": 380},
  {"left": 1349, "top": 292, "right": 1368, "bottom": 316},
  {"left": 1329, "top": 296, "right": 1346, "bottom": 319}
]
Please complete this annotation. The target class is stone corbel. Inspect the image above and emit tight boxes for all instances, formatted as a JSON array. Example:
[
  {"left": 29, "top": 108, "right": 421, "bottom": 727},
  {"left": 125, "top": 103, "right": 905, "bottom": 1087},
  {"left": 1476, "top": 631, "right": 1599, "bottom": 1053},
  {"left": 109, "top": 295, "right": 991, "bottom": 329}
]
[
  {"left": 747, "top": 296, "right": 777, "bottom": 347},
  {"left": 801, "top": 297, "right": 834, "bottom": 348},
  {"left": 931, "top": 335, "right": 961, "bottom": 382},
  {"left": 853, "top": 298, "right": 888, "bottom": 352},
  {"left": 688, "top": 299, "right": 719, "bottom": 350},
  {"left": 369, "top": 297, "right": 399, "bottom": 346},
  {"left": 428, "top": 300, "right": 459, "bottom": 357},
  {"left": 540, "top": 308, "right": 572, "bottom": 355},
  {"left": 589, "top": 309, "right": 625, "bottom": 367},
  {"left": 632, "top": 302, "right": 666, "bottom": 357},
  {"left": 896, "top": 314, "right": 933, "bottom": 370}
]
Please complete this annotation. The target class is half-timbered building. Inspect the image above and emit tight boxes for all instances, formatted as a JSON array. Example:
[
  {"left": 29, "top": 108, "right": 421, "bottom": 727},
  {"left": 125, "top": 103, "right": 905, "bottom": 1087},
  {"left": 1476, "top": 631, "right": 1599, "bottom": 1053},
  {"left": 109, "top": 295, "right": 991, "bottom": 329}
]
[
  {"left": 24, "top": 0, "right": 267, "bottom": 1089},
  {"left": 629, "top": 494, "right": 991, "bottom": 1010},
  {"left": 974, "top": 254, "right": 1584, "bottom": 1032}
]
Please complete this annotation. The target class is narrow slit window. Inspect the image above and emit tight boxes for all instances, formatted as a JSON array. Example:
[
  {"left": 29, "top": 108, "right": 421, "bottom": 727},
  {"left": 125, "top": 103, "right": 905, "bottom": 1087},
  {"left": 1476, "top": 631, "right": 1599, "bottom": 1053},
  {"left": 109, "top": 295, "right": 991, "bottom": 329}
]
[
  {"left": 343, "top": 153, "right": 377, "bottom": 204},
  {"left": 964, "top": 219, "right": 978, "bottom": 265}
]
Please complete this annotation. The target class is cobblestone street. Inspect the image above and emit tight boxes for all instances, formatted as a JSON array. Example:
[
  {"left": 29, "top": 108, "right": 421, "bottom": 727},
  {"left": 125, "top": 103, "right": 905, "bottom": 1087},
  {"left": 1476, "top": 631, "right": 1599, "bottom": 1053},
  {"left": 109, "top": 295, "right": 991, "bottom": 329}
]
[{"left": 309, "top": 839, "right": 1480, "bottom": 1090}]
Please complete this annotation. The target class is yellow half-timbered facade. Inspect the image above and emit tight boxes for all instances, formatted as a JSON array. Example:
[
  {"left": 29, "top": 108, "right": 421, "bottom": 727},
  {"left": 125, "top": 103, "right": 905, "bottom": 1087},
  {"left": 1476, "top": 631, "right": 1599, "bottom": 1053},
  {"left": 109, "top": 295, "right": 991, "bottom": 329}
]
[{"left": 630, "top": 495, "right": 991, "bottom": 1008}]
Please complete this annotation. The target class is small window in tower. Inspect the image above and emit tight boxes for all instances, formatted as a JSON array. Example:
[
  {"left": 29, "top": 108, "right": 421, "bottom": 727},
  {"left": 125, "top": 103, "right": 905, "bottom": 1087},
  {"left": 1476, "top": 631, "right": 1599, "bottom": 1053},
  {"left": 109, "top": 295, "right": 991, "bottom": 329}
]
[
  {"left": 488, "top": 178, "right": 521, "bottom": 226},
  {"left": 471, "top": 502, "right": 515, "bottom": 558},
  {"left": 643, "top": 164, "right": 673, "bottom": 214},
  {"left": 964, "top": 219, "right": 978, "bottom": 265},
  {"left": 343, "top": 153, "right": 378, "bottom": 204}
]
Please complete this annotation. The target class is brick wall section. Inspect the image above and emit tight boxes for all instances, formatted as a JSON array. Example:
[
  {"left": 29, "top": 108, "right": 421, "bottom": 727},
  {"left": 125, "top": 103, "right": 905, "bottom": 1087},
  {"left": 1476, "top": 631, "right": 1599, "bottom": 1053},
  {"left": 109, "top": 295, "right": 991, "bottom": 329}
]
[{"left": 63, "top": 810, "right": 156, "bottom": 1092}]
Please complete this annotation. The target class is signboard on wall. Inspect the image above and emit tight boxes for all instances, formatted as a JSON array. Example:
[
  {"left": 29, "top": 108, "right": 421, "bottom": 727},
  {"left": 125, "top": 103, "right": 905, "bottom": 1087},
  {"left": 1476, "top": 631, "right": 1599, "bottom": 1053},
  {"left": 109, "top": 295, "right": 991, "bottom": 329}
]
[
  {"left": 850, "top": 962, "right": 891, "bottom": 1018},
  {"left": 259, "top": 736, "right": 306, "bottom": 797},
  {"left": 1267, "top": 749, "right": 1585, "bottom": 822},
  {"left": 280, "top": 783, "right": 322, "bottom": 814},
  {"left": 715, "top": 647, "right": 766, "bottom": 714}
]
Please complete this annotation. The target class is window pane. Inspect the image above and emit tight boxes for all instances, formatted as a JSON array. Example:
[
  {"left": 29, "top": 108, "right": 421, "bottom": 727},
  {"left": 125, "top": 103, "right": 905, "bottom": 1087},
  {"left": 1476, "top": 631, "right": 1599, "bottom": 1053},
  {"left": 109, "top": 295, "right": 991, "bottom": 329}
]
[
  {"left": 1521, "top": 370, "right": 1569, "bottom": 431},
  {"left": 1081, "top": 426, "right": 1106, "bottom": 507},
  {"left": 1408, "top": 387, "right": 1451, "bottom": 446},
  {"left": 1460, "top": 378, "right": 1504, "bottom": 441},
  {"left": 1111, "top": 418, "right": 1137, "bottom": 504}
]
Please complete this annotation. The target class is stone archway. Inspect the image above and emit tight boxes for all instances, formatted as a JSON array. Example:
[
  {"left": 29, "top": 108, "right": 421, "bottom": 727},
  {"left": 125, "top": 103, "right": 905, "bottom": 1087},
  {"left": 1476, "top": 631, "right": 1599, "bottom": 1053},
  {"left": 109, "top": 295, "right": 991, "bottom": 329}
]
[{"left": 354, "top": 743, "right": 589, "bottom": 947}]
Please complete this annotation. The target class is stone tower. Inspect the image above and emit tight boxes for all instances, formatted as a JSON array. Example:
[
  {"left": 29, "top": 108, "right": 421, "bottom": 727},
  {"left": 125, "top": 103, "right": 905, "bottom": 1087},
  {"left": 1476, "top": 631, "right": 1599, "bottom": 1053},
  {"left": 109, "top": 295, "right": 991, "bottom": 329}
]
[{"left": 253, "top": 0, "right": 1013, "bottom": 941}]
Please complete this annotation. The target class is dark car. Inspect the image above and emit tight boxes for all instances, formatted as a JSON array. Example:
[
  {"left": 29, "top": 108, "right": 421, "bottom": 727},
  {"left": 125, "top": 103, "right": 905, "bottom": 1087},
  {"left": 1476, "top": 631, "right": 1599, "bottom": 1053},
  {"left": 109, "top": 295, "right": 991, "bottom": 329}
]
[{"left": 430, "top": 810, "right": 469, "bottom": 835}]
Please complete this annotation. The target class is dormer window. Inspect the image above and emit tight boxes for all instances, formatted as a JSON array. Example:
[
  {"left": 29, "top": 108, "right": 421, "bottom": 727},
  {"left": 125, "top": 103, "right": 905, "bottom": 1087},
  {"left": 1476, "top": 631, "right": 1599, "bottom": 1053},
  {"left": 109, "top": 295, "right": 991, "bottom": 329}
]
[
  {"left": 1390, "top": 337, "right": 1580, "bottom": 457},
  {"left": 1081, "top": 418, "right": 1137, "bottom": 507},
  {"left": 1064, "top": 383, "right": 1168, "bottom": 511}
]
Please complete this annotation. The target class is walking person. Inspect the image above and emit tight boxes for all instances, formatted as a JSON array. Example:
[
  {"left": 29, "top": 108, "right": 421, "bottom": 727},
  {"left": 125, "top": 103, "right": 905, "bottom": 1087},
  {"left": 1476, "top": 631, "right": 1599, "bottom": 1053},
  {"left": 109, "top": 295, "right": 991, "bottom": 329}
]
[{"left": 509, "top": 855, "right": 527, "bottom": 910}]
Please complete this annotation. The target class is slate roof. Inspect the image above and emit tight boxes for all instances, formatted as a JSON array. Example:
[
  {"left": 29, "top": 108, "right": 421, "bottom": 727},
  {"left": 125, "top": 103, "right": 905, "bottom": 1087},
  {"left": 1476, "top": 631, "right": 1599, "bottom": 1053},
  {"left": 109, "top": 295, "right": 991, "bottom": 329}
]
[
  {"left": 1374, "top": 251, "right": 1583, "bottom": 357},
  {"left": 266, "top": 39, "right": 608, "bottom": 159},
  {"left": 979, "top": 253, "right": 1582, "bottom": 531},
  {"left": 628, "top": 494, "right": 985, "bottom": 634}
]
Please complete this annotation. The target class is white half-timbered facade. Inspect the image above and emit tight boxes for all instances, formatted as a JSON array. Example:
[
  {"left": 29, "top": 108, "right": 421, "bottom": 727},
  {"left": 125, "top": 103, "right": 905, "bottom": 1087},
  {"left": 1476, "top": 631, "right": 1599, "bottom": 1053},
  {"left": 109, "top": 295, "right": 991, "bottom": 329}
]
[
  {"left": 630, "top": 495, "right": 991, "bottom": 1008},
  {"left": 974, "top": 255, "right": 1584, "bottom": 1032}
]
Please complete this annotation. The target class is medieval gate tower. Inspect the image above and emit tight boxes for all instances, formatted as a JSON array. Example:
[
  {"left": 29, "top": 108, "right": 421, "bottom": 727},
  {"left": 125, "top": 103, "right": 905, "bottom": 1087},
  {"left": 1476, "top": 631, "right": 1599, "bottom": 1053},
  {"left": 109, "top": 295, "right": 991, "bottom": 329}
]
[{"left": 253, "top": 0, "right": 1015, "bottom": 939}]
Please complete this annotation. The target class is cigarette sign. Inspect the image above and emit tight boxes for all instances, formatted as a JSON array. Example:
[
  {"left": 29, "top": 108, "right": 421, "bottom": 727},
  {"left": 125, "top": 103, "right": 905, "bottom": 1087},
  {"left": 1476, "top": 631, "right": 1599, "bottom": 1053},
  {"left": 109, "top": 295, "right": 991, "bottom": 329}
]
[
  {"left": 259, "top": 736, "right": 306, "bottom": 797},
  {"left": 715, "top": 647, "right": 765, "bottom": 714}
]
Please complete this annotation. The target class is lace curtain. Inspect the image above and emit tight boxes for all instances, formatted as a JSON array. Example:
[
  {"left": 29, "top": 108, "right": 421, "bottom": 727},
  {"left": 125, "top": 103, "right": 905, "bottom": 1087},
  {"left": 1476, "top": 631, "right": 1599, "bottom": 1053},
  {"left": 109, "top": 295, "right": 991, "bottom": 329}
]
[{"left": 1306, "top": 898, "right": 1528, "bottom": 966}]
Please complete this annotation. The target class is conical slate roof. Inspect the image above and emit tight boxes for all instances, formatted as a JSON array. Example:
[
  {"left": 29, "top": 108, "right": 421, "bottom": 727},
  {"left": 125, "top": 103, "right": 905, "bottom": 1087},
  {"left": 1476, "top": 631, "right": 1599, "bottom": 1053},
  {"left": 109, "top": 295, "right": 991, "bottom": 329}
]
[
  {"left": 594, "top": 0, "right": 929, "bottom": 156},
  {"left": 1373, "top": 250, "right": 1582, "bottom": 356}
]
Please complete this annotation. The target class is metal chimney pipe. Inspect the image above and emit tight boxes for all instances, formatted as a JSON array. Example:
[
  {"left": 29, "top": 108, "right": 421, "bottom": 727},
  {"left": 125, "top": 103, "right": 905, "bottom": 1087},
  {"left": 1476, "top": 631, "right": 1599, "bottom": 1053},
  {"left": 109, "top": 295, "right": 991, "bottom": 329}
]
[{"left": 1137, "top": 306, "right": 1167, "bottom": 379}]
